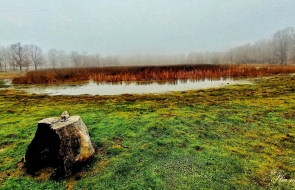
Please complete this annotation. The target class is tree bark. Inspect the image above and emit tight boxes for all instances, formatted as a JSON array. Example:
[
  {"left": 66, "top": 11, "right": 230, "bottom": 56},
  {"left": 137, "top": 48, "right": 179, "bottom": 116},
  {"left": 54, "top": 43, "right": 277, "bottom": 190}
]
[{"left": 25, "top": 115, "right": 94, "bottom": 177}]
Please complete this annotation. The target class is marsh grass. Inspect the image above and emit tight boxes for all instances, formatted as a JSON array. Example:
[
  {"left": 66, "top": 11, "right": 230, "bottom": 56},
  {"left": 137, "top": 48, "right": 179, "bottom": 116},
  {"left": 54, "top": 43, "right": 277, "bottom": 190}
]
[
  {"left": 1, "top": 75, "right": 295, "bottom": 189},
  {"left": 0, "top": 71, "right": 24, "bottom": 80},
  {"left": 12, "top": 64, "right": 295, "bottom": 84}
]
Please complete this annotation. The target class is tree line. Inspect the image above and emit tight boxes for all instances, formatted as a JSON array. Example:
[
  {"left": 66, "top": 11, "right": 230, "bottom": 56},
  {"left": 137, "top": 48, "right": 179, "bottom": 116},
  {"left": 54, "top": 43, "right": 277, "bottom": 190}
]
[
  {"left": 187, "top": 27, "right": 295, "bottom": 65},
  {"left": 0, "top": 27, "right": 295, "bottom": 72},
  {"left": 0, "top": 43, "right": 121, "bottom": 72}
]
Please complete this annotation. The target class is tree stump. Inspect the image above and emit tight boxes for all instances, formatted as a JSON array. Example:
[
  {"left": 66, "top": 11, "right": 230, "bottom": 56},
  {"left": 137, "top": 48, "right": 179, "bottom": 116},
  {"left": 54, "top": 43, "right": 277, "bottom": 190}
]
[{"left": 24, "top": 112, "right": 95, "bottom": 177}]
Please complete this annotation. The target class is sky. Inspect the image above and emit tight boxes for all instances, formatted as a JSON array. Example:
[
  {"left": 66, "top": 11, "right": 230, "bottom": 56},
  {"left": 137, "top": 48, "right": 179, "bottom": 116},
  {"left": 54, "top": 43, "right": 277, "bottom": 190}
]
[{"left": 0, "top": 0, "right": 295, "bottom": 56}]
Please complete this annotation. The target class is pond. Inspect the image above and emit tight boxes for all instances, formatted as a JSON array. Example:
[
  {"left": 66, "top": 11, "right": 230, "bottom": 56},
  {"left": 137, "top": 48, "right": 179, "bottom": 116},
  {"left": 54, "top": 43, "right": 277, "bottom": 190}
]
[{"left": 2, "top": 78, "right": 252, "bottom": 96}]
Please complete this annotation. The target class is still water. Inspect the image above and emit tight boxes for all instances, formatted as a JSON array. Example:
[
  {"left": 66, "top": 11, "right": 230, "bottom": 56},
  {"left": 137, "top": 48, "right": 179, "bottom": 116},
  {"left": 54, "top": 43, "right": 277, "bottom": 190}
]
[{"left": 5, "top": 78, "right": 251, "bottom": 96}]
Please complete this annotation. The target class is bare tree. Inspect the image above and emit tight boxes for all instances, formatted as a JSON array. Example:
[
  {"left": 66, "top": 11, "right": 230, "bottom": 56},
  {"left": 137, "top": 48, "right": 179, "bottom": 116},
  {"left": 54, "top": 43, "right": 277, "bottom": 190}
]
[
  {"left": 0, "top": 46, "right": 6, "bottom": 72},
  {"left": 71, "top": 51, "right": 82, "bottom": 67},
  {"left": 58, "top": 50, "right": 67, "bottom": 68},
  {"left": 290, "top": 31, "right": 295, "bottom": 64},
  {"left": 94, "top": 53, "right": 100, "bottom": 67},
  {"left": 253, "top": 39, "right": 267, "bottom": 63},
  {"left": 210, "top": 52, "right": 221, "bottom": 64},
  {"left": 5, "top": 47, "right": 15, "bottom": 71},
  {"left": 226, "top": 49, "right": 234, "bottom": 64},
  {"left": 10, "top": 42, "right": 30, "bottom": 72},
  {"left": 240, "top": 43, "right": 250, "bottom": 63},
  {"left": 82, "top": 52, "right": 90, "bottom": 67},
  {"left": 272, "top": 27, "right": 295, "bottom": 64},
  {"left": 48, "top": 49, "right": 59, "bottom": 68},
  {"left": 102, "top": 55, "right": 120, "bottom": 66},
  {"left": 28, "top": 44, "right": 44, "bottom": 70},
  {"left": 291, "top": 44, "right": 295, "bottom": 64}
]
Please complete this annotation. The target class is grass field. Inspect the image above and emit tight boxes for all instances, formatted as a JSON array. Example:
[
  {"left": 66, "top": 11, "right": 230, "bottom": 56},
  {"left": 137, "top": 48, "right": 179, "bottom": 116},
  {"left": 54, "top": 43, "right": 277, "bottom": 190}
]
[{"left": 1, "top": 74, "right": 295, "bottom": 189}]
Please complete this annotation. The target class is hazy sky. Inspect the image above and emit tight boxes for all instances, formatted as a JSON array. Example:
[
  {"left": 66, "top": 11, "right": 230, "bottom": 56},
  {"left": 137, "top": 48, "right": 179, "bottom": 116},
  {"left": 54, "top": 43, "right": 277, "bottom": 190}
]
[{"left": 0, "top": 0, "right": 294, "bottom": 56}]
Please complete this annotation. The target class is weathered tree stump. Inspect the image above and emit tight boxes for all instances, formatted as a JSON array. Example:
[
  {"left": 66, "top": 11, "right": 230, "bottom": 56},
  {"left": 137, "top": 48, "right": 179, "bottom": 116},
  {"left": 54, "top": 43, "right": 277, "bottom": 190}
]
[{"left": 24, "top": 112, "right": 94, "bottom": 177}]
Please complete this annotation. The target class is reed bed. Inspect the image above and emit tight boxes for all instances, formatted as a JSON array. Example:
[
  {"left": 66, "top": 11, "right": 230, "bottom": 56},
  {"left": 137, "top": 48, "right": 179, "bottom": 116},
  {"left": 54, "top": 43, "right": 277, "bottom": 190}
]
[{"left": 12, "top": 64, "right": 295, "bottom": 84}]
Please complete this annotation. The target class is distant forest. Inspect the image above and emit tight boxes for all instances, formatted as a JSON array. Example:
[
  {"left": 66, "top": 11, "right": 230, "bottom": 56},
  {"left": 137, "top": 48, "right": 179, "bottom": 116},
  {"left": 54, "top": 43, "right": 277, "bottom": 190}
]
[{"left": 0, "top": 27, "right": 295, "bottom": 72}]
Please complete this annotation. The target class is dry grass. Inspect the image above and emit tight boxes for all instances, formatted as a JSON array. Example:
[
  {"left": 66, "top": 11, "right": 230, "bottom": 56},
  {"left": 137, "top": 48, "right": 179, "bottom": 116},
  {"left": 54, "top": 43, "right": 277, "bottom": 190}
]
[
  {"left": 0, "top": 71, "right": 24, "bottom": 80},
  {"left": 11, "top": 64, "right": 295, "bottom": 84}
]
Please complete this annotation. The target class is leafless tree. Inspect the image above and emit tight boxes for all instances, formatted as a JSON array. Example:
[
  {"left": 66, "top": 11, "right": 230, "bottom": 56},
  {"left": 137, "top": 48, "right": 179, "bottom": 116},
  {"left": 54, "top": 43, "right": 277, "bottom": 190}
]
[
  {"left": 290, "top": 31, "right": 295, "bottom": 64},
  {"left": 240, "top": 43, "right": 250, "bottom": 63},
  {"left": 48, "top": 49, "right": 59, "bottom": 68},
  {"left": 10, "top": 42, "right": 30, "bottom": 72},
  {"left": 210, "top": 52, "right": 221, "bottom": 64},
  {"left": 102, "top": 55, "right": 120, "bottom": 66},
  {"left": 272, "top": 27, "right": 295, "bottom": 64},
  {"left": 0, "top": 46, "right": 6, "bottom": 72},
  {"left": 253, "top": 39, "right": 267, "bottom": 63},
  {"left": 226, "top": 49, "right": 234, "bottom": 64},
  {"left": 28, "top": 44, "right": 44, "bottom": 70},
  {"left": 94, "top": 53, "right": 101, "bottom": 67},
  {"left": 5, "top": 47, "right": 15, "bottom": 71},
  {"left": 58, "top": 50, "right": 67, "bottom": 68},
  {"left": 71, "top": 51, "right": 82, "bottom": 67},
  {"left": 81, "top": 52, "right": 90, "bottom": 67}
]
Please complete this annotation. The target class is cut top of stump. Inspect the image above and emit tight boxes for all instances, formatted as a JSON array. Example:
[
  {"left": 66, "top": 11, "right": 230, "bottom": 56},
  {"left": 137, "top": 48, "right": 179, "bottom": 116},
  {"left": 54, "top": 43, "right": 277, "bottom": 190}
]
[{"left": 39, "top": 116, "right": 81, "bottom": 129}]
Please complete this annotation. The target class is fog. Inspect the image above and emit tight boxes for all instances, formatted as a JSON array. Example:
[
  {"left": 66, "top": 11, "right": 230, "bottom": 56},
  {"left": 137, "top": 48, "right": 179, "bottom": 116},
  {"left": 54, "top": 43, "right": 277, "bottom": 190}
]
[
  {"left": 1, "top": 0, "right": 295, "bottom": 56},
  {"left": 1, "top": 26, "right": 294, "bottom": 72}
]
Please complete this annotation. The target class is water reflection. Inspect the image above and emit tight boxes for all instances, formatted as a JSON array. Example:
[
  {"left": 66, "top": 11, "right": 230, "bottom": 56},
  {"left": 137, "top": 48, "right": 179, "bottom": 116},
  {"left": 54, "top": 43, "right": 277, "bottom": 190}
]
[{"left": 7, "top": 78, "right": 251, "bottom": 96}]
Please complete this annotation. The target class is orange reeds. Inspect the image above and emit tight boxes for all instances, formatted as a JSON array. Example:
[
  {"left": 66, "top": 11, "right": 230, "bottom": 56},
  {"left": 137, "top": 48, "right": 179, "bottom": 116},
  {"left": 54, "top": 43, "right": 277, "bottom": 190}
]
[{"left": 12, "top": 64, "right": 295, "bottom": 84}]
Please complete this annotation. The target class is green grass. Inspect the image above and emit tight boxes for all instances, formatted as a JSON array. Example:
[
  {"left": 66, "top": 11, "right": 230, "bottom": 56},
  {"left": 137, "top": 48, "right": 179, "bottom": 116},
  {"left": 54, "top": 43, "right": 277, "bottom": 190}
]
[
  {"left": 0, "top": 80, "right": 9, "bottom": 88},
  {"left": 1, "top": 75, "right": 295, "bottom": 189}
]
